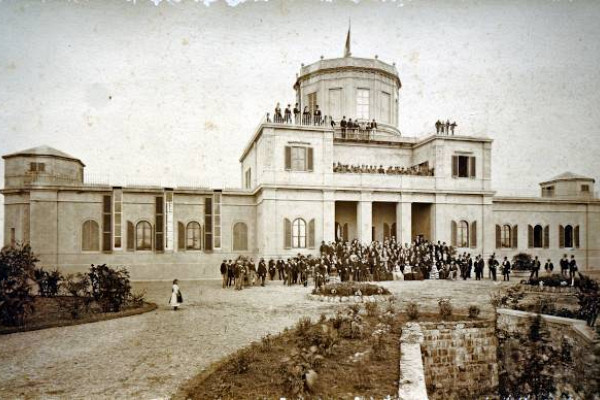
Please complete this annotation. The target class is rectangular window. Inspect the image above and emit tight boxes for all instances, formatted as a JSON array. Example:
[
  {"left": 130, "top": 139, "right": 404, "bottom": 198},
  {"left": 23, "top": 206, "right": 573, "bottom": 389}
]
[
  {"left": 155, "top": 196, "right": 164, "bottom": 252},
  {"left": 542, "top": 186, "right": 555, "bottom": 197},
  {"left": 285, "top": 146, "right": 314, "bottom": 172},
  {"left": 102, "top": 195, "right": 112, "bottom": 252},
  {"left": 452, "top": 155, "right": 476, "bottom": 178},
  {"left": 329, "top": 88, "right": 342, "bottom": 120},
  {"left": 581, "top": 184, "right": 590, "bottom": 192},
  {"left": 165, "top": 191, "right": 174, "bottom": 250},
  {"left": 245, "top": 168, "right": 252, "bottom": 189},
  {"left": 113, "top": 190, "right": 122, "bottom": 249},
  {"left": 213, "top": 192, "right": 222, "bottom": 249},
  {"left": 307, "top": 92, "right": 317, "bottom": 114},
  {"left": 380, "top": 92, "right": 391, "bottom": 124},
  {"left": 29, "top": 162, "right": 46, "bottom": 172},
  {"left": 356, "top": 89, "right": 370, "bottom": 120},
  {"left": 204, "top": 198, "right": 213, "bottom": 251}
]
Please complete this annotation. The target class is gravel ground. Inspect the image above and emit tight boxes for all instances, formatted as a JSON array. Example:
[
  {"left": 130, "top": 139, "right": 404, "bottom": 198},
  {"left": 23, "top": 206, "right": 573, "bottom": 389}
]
[{"left": 0, "top": 278, "right": 514, "bottom": 400}]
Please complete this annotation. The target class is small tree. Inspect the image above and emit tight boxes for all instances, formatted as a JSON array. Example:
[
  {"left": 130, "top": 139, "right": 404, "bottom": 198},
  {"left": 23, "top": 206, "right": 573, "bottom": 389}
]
[
  {"left": 512, "top": 253, "right": 533, "bottom": 271},
  {"left": 88, "top": 264, "right": 132, "bottom": 312},
  {"left": 0, "top": 244, "right": 38, "bottom": 326}
]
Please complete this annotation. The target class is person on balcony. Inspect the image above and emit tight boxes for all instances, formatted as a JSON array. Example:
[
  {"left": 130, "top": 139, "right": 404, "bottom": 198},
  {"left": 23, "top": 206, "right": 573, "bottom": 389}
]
[
  {"left": 450, "top": 121, "right": 457, "bottom": 135},
  {"left": 371, "top": 119, "right": 378, "bottom": 134},
  {"left": 435, "top": 120, "right": 442, "bottom": 134},
  {"left": 347, "top": 118, "right": 355, "bottom": 136},
  {"left": 330, "top": 116, "right": 336, "bottom": 129},
  {"left": 274, "top": 103, "right": 283, "bottom": 123},
  {"left": 284, "top": 104, "right": 292, "bottom": 123},
  {"left": 313, "top": 105, "right": 322, "bottom": 125},
  {"left": 340, "top": 116, "right": 347, "bottom": 138},
  {"left": 293, "top": 103, "right": 300, "bottom": 124},
  {"left": 302, "top": 106, "right": 311, "bottom": 125}
]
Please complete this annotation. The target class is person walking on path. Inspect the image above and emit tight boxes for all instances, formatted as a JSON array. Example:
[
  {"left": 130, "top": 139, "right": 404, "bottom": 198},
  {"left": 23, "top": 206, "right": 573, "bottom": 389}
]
[{"left": 169, "top": 279, "right": 183, "bottom": 311}]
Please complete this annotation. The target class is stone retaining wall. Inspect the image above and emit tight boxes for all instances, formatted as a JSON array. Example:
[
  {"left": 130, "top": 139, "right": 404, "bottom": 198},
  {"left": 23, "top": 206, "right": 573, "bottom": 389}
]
[
  {"left": 496, "top": 308, "right": 599, "bottom": 399},
  {"left": 419, "top": 320, "right": 498, "bottom": 400}
]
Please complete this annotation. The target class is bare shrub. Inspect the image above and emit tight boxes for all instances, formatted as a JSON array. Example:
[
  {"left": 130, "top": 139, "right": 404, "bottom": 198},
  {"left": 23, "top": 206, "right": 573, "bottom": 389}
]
[
  {"left": 365, "top": 302, "right": 379, "bottom": 317},
  {"left": 468, "top": 305, "right": 481, "bottom": 319}
]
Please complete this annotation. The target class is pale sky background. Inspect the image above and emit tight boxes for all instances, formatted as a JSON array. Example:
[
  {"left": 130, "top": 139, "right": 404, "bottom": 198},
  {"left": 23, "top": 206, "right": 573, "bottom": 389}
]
[{"left": 1, "top": 0, "right": 600, "bottom": 244}]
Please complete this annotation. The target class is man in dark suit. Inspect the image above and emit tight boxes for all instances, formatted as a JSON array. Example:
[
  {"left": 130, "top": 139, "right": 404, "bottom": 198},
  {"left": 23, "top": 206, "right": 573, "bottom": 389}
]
[
  {"left": 544, "top": 259, "right": 554, "bottom": 274},
  {"left": 340, "top": 116, "right": 347, "bottom": 138},
  {"left": 501, "top": 257, "right": 511, "bottom": 281},
  {"left": 560, "top": 254, "right": 569, "bottom": 278},
  {"left": 293, "top": 103, "right": 300, "bottom": 124},
  {"left": 488, "top": 254, "right": 497, "bottom": 281},
  {"left": 220, "top": 259, "right": 228, "bottom": 288},
  {"left": 313, "top": 105, "right": 322, "bottom": 126},
  {"left": 284, "top": 104, "right": 292, "bottom": 123},
  {"left": 530, "top": 256, "right": 541, "bottom": 279},
  {"left": 569, "top": 255, "right": 578, "bottom": 281},
  {"left": 258, "top": 258, "right": 267, "bottom": 286}
]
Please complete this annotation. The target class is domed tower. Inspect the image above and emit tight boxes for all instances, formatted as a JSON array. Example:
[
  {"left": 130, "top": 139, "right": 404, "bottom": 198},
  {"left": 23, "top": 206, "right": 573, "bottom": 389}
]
[{"left": 293, "top": 30, "right": 401, "bottom": 136}]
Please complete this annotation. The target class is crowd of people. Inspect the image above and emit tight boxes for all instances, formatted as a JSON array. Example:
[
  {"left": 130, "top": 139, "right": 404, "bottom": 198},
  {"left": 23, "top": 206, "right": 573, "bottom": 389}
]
[
  {"left": 332, "top": 162, "right": 435, "bottom": 176},
  {"left": 217, "top": 236, "right": 584, "bottom": 292},
  {"left": 266, "top": 103, "right": 380, "bottom": 140},
  {"left": 435, "top": 119, "right": 457, "bottom": 135}
]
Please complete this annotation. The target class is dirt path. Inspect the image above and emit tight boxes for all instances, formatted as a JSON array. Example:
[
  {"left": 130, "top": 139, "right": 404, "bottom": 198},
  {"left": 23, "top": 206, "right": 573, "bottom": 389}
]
[{"left": 0, "top": 279, "right": 512, "bottom": 399}]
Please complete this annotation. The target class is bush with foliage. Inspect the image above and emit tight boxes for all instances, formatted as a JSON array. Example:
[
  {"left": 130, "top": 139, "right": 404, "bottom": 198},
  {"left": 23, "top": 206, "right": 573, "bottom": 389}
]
[
  {"left": 438, "top": 298, "right": 453, "bottom": 319},
  {"left": 34, "top": 267, "right": 63, "bottom": 297},
  {"left": 468, "top": 305, "right": 481, "bottom": 319},
  {"left": 512, "top": 253, "right": 533, "bottom": 271},
  {"left": 0, "top": 244, "right": 38, "bottom": 326},
  {"left": 527, "top": 274, "right": 577, "bottom": 288},
  {"left": 88, "top": 264, "right": 132, "bottom": 312},
  {"left": 406, "top": 301, "right": 419, "bottom": 320},
  {"left": 576, "top": 273, "right": 600, "bottom": 327},
  {"left": 313, "top": 282, "right": 390, "bottom": 297}
]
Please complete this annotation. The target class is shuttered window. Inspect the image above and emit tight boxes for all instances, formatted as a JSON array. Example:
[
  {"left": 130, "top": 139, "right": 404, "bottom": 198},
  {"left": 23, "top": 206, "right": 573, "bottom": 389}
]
[
  {"left": 177, "top": 222, "right": 185, "bottom": 250},
  {"left": 292, "top": 218, "right": 307, "bottom": 248},
  {"left": 512, "top": 225, "right": 518, "bottom": 248},
  {"left": 102, "top": 195, "right": 112, "bottom": 252},
  {"left": 559, "top": 225, "right": 565, "bottom": 248},
  {"left": 451, "top": 220, "right": 457, "bottom": 247},
  {"left": 155, "top": 196, "right": 164, "bottom": 252},
  {"left": 284, "top": 218, "right": 292, "bottom": 249},
  {"left": 204, "top": 198, "right": 213, "bottom": 251},
  {"left": 82, "top": 220, "right": 100, "bottom": 252},
  {"left": 285, "top": 146, "right": 314, "bottom": 172},
  {"left": 543, "top": 225, "right": 549, "bottom": 249},
  {"left": 136, "top": 221, "right": 152, "bottom": 250},
  {"left": 127, "top": 221, "right": 134, "bottom": 251},
  {"left": 452, "top": 155, "right": 476, "bottom": 178},
  {"left": 186, "top": 222, "right": 202, "bottom": 250},
  {"left": 495, "top": 225, "right": 501, "bottom": 249},
  {"left": 308, "top": 219, "right": 315, "bottom": 249},
  {"left": 470, "top": 221, "right": 477, "bottom": 248},
  {"left": 574, "top": 226, "right": 580, "bottom": 248}
]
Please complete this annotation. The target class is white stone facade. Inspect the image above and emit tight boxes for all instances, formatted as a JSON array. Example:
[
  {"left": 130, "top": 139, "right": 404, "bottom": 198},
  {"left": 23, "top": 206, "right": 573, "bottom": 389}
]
[{"left": 2, "top": 55, "right": 599, "bottom": 280}]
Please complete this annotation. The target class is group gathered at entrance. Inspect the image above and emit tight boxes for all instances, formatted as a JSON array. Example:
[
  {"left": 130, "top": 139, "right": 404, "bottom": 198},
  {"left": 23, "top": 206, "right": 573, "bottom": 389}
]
[{"left": 218, "top": 236, "right": 582, "bottom": 290}]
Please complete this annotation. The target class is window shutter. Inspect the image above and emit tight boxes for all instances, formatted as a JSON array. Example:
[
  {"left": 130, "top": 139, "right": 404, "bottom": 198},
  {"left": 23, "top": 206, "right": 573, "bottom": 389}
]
[
  {"left": 307, "top": 147, "right": 314, "bottom": 171},
  {"left": 543, "top": 225, "right": 549, "bottom": 249},
  {"left": 343, "top": 223, "right": 349, "bottom": 241},
  {"left": 470, "top": 157, "right": 476, "bottom": 178},
  {"left": 178, "top": 222, "right": 185, "bottom": 250},
  {"left": 127, "top": 221, "right": 134, "bottom": 251},
  {"left": 574, "top": 225, "right": 580, "bottom": 248},
  {"left": 308, "top": 219, "right": 315, "bottom": 248},
  {"left": 495, "top": 225, "right": 501, "bottom": 248},
  {"left": 451, "top": 156, "right": 458, "bottom": 177},
  {"left": 512, "top": 225, "right": 518, "bottom": 248},
  {"left": 384, "top": 223, "right": 390, "bottom": 240},
  {"left": 285, "top": 146, "right": 291, "bottom": 170},
  {"left": 528, "top": 225, "right": 534, "bottom": 248},
  {"left": 559, "top": 225, "right": 565, "bottom": 248},
  {"left": 284, "top": 218, "right": 292, "bottom": 249},
  {"left": 451, "top": 221, "right": 457, "bottom": 247},
  {"left": 471, "top": 220, "right": 477, "bottom": 248}
]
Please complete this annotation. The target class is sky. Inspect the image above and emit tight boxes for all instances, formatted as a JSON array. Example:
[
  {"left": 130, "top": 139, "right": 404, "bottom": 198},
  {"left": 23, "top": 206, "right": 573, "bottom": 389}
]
[{"left": 1, "top": 0, "right": 600, "bottom": 244}]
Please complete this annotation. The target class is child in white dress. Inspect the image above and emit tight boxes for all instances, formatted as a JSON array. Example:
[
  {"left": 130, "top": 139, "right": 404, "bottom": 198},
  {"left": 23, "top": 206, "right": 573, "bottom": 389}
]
[{"left": 169, "top": 279, "right": 182, "bottom": 311}]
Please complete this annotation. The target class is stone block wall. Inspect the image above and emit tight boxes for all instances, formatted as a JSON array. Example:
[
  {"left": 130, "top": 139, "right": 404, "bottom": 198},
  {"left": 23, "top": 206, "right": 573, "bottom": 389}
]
[
  {"left": 496, "top": 308, "right": 599, "bottom": 400},
  {"left": 419, "top": 320, "right": 498, "bottom": 400}
]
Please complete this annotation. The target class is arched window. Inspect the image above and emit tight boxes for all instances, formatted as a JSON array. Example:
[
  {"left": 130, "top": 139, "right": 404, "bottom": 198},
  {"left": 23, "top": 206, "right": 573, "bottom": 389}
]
[
  {"left": 457, "top": 220, "right": 469, "bottom": 248},
  {"left": 533, "top": 225, "right": 543, "bottom": 248},
  {"left": 136, "top": 221, "right": 152, "bottom": 250},
  {"left": 292, "top": 218, "right": 306, "bottom": 248},
  {"left": 501, "top": 225, "right": 512, "bottom": 248},
  {"left": 187, "top": 222, "right": 202, "bottom": 250},
  {"left": 233, "top": 222, "right": 248, "bottom": 251},
  {"left": 564, "top": 225, "right": 574, "bottom": 248},
  {"left": 82, "top": 220, "right": 99, "bottom": 251}
]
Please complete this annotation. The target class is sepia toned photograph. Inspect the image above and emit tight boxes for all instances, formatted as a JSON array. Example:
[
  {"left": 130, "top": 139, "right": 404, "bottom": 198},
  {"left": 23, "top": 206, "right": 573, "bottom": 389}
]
[{"left": 0, "top": 0, "right": 599, "bottom": 399}]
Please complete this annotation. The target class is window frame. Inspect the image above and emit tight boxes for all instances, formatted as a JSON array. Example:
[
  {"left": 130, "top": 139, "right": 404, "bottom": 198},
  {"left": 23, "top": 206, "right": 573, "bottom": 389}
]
[
  {"left": 233, "top": 222, "right": 249, "bottom": 251},
  {"left": 82, "top": 220, "right": 100, "bottom": 252},
  {"left": 186, "top": 221, "right": 202, "bottom": 250},
  {"left": 457, "top": 220, "right": 469, "bottom": 248},
  {"left": 135, "top": 220, "right": 153, "bottom": 251},
  {"left": 292, "top": 218, "right": 307, "bottom": 249},
  {"left": 356, "top": 88, "right": 370, "bottom": 120},
  {"left": 501, "top": 224, "right": 512, "bottom": 248}
]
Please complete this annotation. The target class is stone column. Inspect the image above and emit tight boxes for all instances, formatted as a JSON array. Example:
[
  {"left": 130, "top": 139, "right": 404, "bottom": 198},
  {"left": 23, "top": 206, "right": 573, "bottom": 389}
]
[
  {"left": 322, "top": 191, "right": 336, "bottom": 243},
  {"left": 397, "top": 201, "right": 412, "bottom": 245},
  {"left": 357, "top": 195, "right": 372, "bottom": 244}
]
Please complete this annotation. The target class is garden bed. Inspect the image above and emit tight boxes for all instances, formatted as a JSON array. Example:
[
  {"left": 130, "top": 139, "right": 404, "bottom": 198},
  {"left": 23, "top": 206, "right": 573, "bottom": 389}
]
[
  {"left": 174, "top": 302, "right": 473, "bottom": 400},
  {"left": 0, "top": 297, "right": 157, "bottom": 335},
  {"left": 312, "top": 282, "right": 390, "bottom": 297}
]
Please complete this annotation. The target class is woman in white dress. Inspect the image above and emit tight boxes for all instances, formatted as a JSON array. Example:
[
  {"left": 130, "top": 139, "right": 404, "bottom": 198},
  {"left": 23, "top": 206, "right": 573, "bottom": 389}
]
[{"left": 169, "top": 279, "right": 183, "bottom": 311}]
